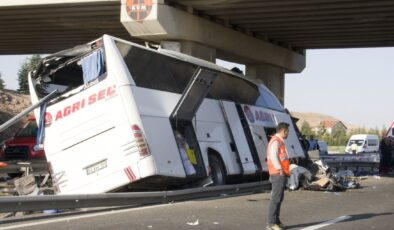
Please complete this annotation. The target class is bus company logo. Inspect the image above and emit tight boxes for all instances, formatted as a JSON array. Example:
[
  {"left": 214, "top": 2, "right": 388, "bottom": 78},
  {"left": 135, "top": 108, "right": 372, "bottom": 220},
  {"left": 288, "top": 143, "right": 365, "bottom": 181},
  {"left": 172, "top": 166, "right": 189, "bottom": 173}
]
[
  {"left": 243, "top": 105, "right": 255, "bottom": 123},
  {"left": 45, "top": 85, "right": 117, "bottom": 124},
  {"left": 44, "top": 112, "right": 53, "bottom": 127},
  {"left": 255, "top": 110, "right": 275, "bottom": 123},
  {"left": 126, "top": 0, "right": 153, "bottom": 21}
]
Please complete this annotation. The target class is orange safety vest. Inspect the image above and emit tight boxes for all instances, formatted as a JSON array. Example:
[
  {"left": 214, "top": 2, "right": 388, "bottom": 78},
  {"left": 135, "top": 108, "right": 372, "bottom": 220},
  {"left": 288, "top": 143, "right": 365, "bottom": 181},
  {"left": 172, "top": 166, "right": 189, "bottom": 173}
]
[{"left": 266, "top": 135, "right": 290, "bottom": 176}]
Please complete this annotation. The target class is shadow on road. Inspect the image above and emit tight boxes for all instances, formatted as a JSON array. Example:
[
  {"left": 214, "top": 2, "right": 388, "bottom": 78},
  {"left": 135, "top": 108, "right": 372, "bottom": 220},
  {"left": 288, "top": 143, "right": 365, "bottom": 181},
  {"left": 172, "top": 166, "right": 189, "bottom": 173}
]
[{"left": 287, "top": 212, "right": 394, "bottom": 229}]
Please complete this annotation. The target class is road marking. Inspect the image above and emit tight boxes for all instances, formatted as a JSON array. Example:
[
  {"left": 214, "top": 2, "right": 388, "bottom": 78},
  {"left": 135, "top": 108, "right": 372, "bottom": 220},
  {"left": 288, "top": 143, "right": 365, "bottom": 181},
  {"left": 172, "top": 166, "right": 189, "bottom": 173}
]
[
  {"left": 301, "top": 215, "right": 351, "bottom": 230},
  {"left": 0, "top": 202, "right": 186, "bottom": 230}
]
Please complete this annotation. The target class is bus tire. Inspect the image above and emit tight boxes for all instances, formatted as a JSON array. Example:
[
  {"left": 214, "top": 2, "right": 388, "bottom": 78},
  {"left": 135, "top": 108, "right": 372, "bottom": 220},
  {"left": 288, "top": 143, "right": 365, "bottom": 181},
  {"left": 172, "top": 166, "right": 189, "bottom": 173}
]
[{"left": 209, "top": 154, "right": 226, "bottom": 186}]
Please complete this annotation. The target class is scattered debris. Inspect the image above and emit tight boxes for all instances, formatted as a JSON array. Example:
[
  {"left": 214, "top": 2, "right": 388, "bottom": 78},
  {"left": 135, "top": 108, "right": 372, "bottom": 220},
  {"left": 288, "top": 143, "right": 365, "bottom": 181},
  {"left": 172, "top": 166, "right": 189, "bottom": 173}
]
[
  {"left": 288, "top": 160, "right": 361, "bottom": 192},
  {"left": 186, "top": 219, "right": 199, "bottom": 226},
  {"left": 14, "top": 175, "right": 38, "bottom": 196},
  {"left": 0, "top": 179, "right": 16, "bottom": 196}
]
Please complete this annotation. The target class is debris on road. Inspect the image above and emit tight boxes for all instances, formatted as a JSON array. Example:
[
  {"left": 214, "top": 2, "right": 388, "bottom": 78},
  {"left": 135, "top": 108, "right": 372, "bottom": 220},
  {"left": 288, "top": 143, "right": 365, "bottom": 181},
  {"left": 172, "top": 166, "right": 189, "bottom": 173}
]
[
  {"left": 288, "top": 160, "right": 361, "bottom": 192},
  {"left": 186, "top": 219, "right": 199, "bottom": 226}
]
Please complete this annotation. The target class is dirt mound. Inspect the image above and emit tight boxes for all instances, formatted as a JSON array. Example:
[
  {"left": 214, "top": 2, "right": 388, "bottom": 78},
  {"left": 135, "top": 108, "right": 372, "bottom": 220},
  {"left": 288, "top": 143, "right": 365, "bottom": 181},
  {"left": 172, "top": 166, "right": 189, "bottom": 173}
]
[
  {"left": 0, "top": 90, "right": 31, "bottom": 142},
  {"left": 291, "top": 112, "right": 359, "bottom": 131}
]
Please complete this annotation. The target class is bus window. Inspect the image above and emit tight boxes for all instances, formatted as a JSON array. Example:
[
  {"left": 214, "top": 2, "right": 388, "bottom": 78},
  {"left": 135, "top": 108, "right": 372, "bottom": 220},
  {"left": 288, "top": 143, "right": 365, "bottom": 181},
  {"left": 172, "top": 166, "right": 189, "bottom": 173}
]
[
  {"left": 208, "top": 72, "right": 260, "bottom": 104},
  {"left": 115, "top": 41, "right": 198, "bottom": 94},
  {"left": 115, "top": 40, "right": 284, "bottom": 113},
  {"left": 255, "top": 85, "right": 284, "bottom": 112}
]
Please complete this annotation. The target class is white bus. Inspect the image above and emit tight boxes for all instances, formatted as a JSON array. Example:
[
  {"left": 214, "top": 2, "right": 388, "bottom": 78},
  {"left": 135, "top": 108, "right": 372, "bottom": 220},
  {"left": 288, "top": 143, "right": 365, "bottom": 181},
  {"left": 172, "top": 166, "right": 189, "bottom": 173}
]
[{"left": 29, "top": 35, "right": 306, "bottom": 194}]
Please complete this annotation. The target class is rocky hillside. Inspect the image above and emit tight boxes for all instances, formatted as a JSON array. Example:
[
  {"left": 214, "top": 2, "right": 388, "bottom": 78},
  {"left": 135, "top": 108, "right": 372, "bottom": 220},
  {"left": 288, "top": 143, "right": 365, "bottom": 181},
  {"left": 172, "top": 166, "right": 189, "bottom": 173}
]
[
  {"left": 291, "top": 112, "right": 359, "bottom": 131},
  {"left": 0, "top": 90, "right": 32, "bottom": 142}
]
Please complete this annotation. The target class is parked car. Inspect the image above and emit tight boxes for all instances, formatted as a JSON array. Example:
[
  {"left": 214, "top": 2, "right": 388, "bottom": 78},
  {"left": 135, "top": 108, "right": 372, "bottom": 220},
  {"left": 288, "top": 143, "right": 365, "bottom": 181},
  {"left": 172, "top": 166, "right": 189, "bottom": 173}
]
[
  {"left": 345, "top": 134, "right": 379, "bottom": 154},
  {"left": 0, "top": 118, "right": 46, "bottom": 161}
]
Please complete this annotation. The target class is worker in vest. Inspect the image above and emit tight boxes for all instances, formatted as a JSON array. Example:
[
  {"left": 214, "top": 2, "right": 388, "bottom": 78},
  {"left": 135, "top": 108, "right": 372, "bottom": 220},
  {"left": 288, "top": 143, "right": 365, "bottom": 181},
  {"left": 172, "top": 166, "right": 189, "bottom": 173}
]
[{"left": 266, "top": 122, "right": 291, "bottom": 230}]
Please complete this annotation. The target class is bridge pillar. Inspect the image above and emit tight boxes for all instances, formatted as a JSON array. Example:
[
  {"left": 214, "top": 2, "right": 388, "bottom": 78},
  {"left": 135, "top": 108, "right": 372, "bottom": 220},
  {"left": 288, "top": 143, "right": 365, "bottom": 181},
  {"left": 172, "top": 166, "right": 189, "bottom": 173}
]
[
  {"left": 161, "top": 41, "right": 216, "bottom": 62},
  {"left": 246, "top": 64, "right": 285, "bottom": 104}
]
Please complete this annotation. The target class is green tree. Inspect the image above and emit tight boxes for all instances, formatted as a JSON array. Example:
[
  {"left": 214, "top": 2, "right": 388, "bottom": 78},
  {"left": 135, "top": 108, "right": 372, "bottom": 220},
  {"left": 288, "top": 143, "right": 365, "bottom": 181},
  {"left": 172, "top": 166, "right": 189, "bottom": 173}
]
[
  {"left": 331, "top": 126, "right": 347, "bottom": 146},
  {"left": 317, "top": 123, "right": 327, "bottom": 137},
  {"left": 381, "top": 125, "right": 388, "bottom": 138},
  {"left": 18, "top": 54, "right": 42, "bottom": 93},
  {"left": 0, "top": 72, "right": 5, "bottom": 90},
  {"left": 300, "top": 121, "right": 313, "bottom": 136}
]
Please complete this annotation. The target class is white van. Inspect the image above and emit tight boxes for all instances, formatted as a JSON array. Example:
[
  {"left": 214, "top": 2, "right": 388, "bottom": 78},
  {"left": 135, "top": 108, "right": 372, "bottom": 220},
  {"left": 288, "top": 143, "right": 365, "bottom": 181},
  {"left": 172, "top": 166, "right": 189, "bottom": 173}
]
[
  {"left": 345, "top": 134, "right": 379, "bottom": 154},
  {"left": 28, "top": 35, "right": 306, "bottom": 194}
]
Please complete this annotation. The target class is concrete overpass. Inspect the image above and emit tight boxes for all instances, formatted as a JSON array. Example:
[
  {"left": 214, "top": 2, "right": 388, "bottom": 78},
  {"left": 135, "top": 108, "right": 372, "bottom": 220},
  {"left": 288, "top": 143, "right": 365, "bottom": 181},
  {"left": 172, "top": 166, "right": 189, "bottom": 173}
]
[{"left": 1, "top": 0, "right": 394, "bottom": 101}]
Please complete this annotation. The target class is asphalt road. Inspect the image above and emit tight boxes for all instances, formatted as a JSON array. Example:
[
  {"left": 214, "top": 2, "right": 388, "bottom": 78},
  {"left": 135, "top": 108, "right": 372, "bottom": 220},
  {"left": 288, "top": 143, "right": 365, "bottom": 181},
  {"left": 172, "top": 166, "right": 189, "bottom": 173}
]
[{"left": 1, "top": 176, "right": 393, "bottom": 230}]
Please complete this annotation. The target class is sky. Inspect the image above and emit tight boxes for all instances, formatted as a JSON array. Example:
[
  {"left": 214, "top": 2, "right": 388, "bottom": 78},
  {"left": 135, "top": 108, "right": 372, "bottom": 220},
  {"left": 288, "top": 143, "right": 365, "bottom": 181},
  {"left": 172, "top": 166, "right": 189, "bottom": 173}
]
[
  {"left": 285, "top": 48, "right": 394, "bottom": 129},
  {"left": 1, "top": 48, "right": 393, "bottom": 129}
]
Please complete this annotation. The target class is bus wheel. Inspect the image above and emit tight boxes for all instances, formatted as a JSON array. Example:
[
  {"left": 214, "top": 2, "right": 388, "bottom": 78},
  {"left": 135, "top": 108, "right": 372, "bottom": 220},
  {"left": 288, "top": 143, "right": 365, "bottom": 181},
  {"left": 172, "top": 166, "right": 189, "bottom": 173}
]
[{"left": 209, "top": 155, "right": 226, "bottom": 186}]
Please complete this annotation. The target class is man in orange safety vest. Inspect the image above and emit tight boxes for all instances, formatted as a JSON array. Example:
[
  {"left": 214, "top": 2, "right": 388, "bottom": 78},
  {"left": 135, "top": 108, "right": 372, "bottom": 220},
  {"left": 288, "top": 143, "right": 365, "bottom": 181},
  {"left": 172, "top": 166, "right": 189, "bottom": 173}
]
[{"left": 266, "top": 122, "right": 291, "bottom": 230}]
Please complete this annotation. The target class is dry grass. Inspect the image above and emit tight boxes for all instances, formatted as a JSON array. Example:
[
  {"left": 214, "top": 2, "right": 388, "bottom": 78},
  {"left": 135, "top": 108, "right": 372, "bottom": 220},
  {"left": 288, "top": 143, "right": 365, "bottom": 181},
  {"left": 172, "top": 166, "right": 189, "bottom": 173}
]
[
  {"left": 328, "top": 146, "right": 346, "bottom": 153},
  {"left": 0, "top": 89, "right": 31, "bottom": 142}
]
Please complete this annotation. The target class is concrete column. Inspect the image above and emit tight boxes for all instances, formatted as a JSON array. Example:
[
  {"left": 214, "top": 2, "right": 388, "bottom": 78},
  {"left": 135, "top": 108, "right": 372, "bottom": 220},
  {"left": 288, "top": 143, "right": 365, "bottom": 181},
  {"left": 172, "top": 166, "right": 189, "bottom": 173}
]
[
  {"left": 246, "top": 64, "right": 285, "bottom": 104},
  {"left": 161, "top": 41, "right": 216, "bottom": 62}
]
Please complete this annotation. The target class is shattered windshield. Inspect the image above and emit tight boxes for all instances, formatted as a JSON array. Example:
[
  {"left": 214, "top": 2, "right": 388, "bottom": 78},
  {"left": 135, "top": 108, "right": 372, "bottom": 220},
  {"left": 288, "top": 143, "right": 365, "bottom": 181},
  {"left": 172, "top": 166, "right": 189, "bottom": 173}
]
[
  {"left": 348, "top": 140, "right": 364, "bottom": 146},
  {"left": 33, "top": 42, "right": 105, "bottom": 99}
]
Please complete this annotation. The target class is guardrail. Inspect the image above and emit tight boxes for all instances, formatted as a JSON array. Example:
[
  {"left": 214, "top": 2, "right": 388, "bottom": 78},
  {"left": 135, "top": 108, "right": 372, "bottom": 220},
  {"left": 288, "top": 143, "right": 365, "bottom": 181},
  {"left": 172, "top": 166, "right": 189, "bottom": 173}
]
[{"left": 0, "top": 181, "right": 270, "bottom": 212}]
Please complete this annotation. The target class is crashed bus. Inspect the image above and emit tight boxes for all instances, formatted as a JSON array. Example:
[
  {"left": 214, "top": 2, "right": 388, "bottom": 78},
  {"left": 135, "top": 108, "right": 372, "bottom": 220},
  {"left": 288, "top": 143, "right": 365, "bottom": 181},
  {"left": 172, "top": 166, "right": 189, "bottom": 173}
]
[{"left": 28, "top": 35, "right": 306, "bottom": 194}]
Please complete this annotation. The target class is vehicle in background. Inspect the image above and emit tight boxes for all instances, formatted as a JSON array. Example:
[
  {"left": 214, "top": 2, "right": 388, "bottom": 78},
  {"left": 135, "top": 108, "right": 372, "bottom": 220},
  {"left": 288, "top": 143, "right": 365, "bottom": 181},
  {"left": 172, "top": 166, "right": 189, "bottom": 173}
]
[
  {"left": 345, "top": 134, "right": 379, "bottom": 154},
  {"left": 0, "top": 118, "right": 46, "bottom": 161},
  {"left": 318, "top": 140, "right": 328, "bottom": 155}
]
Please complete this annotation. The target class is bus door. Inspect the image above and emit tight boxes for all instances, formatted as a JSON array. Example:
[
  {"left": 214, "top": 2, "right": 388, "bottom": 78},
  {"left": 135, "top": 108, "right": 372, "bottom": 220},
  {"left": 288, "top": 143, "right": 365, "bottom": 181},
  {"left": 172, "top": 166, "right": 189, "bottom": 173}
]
[
  {"left": 245, "top": 125, "right": 268, "bottom": 171},
  {"left": 274, "top": 113, "right": 305, "bottom": 158},
  {"left": 220, "top": 101, "right": 257, "bottom": 175},
  {"left": 238, "top": 104, "right": 278, "bottom": 172},
  {"left": 170, "top": 67, "right": 218, "bottom": 178}
]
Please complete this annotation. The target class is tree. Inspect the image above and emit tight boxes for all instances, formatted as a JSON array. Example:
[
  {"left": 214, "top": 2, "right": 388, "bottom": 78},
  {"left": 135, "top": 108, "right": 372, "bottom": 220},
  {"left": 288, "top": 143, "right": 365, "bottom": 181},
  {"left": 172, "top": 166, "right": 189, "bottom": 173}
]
[
  {"left": 0, "top": 72, "right": 5, "bottom": 90},
  {"left": 317, "top": 123, "right": 327, "bottom": 137},
  {"left": 300, "top": 121, "right": 313, "bottom": 136},
  {"left": 331, "top": 126, "right": 347, "bottom": 146},
  {"left": 381, "top": 125, "right": 388, "bottom": 138},
  {"left": 18, "top": 54, "right": 42, "bottom": 93}
]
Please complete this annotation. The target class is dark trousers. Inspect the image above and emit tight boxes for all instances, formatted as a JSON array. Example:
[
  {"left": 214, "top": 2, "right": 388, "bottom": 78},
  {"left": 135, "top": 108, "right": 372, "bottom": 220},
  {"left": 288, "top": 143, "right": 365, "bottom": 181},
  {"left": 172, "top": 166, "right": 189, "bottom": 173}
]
[{"left": 268, "top": 174, "right": 288, "bottom": 225}]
